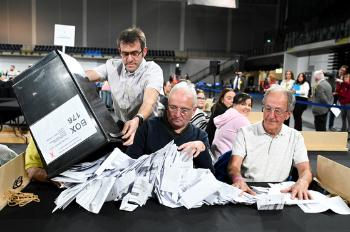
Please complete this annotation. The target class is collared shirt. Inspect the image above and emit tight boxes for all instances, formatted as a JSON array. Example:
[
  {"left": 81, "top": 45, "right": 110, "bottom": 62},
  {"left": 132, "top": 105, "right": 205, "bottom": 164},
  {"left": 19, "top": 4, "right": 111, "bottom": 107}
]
[
  {"left": 94, "top": 58, "right": 163, "bottom": 122},
  {"left": 232, "top": 121, "right": 309, "bottom": 182}
]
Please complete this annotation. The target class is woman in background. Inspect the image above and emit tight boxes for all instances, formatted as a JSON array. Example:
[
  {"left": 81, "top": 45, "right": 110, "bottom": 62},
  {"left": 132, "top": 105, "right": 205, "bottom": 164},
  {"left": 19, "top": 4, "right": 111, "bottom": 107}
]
[
  {"left": 292, "top": 73, "right": 310, "bottom": 131},
  {"left": 280, "top": 70, "right": 295, "bottom": 126},
  {"left": 205, "top": 88, "right": 235, "bottom": 145},
  {"left": 190, "top": 89, "right": 209, "bottom": 130},
  {"left": 211, "top": 93, "right": 252, "bottom": 162}
]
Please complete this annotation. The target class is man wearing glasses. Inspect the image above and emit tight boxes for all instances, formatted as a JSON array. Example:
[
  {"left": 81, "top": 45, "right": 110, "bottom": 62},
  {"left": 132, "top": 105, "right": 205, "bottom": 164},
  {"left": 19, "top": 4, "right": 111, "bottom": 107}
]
[
  {"left": 126, "top": 82, "right": 214, "bottom": 172},
  {"left": 228, "top": 85, "right": 312, "bottom": 199},
  {"left": 86, "top": 27, "right": 163, "bottom": 146}
]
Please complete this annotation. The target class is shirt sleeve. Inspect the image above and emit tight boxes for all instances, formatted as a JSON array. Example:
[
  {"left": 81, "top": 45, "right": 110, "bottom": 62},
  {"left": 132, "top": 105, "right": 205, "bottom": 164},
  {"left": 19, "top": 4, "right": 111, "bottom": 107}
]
[
  {"left": 92, "top": 63, "right": 108, "bottom": 81},
  {"left": 24, "top": 138, "right": 43, "bottom": 169},
  {"left": 292, "top": 132, "right": 309, "bottom": 165},
  {"left": 144, "top": 62, "right": 164, "bottom": 93},
  {"left": 231, "top": 128, "right": 247, "bottom": 158}
]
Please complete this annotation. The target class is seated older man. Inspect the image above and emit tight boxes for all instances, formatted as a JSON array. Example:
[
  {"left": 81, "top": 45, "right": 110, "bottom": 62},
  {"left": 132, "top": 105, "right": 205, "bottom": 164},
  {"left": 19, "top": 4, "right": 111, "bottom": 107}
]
[
  {"left": 228, "top": 85, "right": 312, "bottom": 199},
  {"left": 126, "top": 81, "right": 214, "bottom": 172}
]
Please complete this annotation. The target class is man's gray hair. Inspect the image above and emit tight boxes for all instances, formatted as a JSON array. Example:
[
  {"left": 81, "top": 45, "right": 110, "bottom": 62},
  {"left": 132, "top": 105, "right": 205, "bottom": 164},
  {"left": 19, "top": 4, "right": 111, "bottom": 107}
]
[
  {"left": 262, "top": 84, "right": 295, "bottom": 112},
  {"left": 313, "top": 70, "right": 325, "bottom": 80},
  {"left": 169, "top": 81, "right": 197, "bottom": 107}
]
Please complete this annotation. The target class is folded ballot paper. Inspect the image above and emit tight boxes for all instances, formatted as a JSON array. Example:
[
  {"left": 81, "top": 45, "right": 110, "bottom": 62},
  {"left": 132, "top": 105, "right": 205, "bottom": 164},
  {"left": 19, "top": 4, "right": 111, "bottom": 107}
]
[
  {"left": 252, "top": 182, "right": 350, "bottom": 214},
  {"left": 52, "top": 141, "right": 257, "bottom": 213}
]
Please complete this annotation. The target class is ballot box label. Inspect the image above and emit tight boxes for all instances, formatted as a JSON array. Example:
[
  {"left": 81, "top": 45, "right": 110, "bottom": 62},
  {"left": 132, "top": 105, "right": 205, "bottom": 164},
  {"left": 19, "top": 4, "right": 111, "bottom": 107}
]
[{"left": 30, "top": 95, "right": 97, "bottom": 164}]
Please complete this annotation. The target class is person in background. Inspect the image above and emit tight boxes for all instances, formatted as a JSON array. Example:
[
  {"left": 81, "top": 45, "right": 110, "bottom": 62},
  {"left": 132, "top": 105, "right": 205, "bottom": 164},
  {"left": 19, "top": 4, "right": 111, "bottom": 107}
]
[
  {"left": 101, "top": 81, "right": 113, "bottom": 110},
  {"left": 262, "top": 72, "right": 277, "bottom": 92},
  {"left": 163, "top": 80, "right": 172, "bottom": 97},
  {"left": 232, "top": 72, "right": 244, "bottom": 92},
  {"left": 228, "top": 85, "right": 312, "bottom": 199},
  {"left": 211, "top": 93, "right": 252, "bottom": 162},
  {"left": 328, "top": 65, "right": 349, "bottom": 131},
  {"left": 190, "top": 89, "right": 209, "bottom": 130},
  {"left": 205, "top": 88, "right": 235, "bottom": 146},
  {"left": 336, "top": 74, "right": 350, "bottom": 133},
  {"left": 126, "top": 81, "right": 214, "bottom": 172},
  {"left": 158, "top": 80, "right": 172, "bottom": 117},
  {"left": 85, "top": 27, "right": 163, "bottom": 146},
  {"left": 6, "top": 64, "right": 18, "bottom": 80},
  {"left": 279, "top": 70, "right": 295, "bottom": 126},
  {"left": 292, "top": 73, "right": 310, "bottom": 131},
  {"left": 312, "top": 70, "right": 333, "bottom": 131}
]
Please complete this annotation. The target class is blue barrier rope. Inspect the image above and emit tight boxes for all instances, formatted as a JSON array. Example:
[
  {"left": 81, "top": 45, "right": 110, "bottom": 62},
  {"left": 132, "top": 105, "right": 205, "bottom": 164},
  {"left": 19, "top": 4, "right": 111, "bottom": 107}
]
[
  {"left": 295, "top": 100, "right": 350, "bottom": 110},
  {"left": 197, "top": 86, "right": 350, "bottom": 110}
]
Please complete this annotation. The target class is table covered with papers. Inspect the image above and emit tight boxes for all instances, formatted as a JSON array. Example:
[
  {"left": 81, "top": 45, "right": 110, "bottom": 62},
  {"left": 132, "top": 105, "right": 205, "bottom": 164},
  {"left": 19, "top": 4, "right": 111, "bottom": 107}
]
[
  {"left": 1, "top": 181, "right": 349, "bottom": 232},
  {"left": 1, "top": 143, "right": 350, "bottom": 232}
]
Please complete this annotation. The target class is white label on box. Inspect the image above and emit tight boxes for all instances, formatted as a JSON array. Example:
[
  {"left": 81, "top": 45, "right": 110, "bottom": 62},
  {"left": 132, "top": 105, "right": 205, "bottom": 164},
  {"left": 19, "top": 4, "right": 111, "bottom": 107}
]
[{"left": 30, "top": 95, "right": 97, "bottom": 164}]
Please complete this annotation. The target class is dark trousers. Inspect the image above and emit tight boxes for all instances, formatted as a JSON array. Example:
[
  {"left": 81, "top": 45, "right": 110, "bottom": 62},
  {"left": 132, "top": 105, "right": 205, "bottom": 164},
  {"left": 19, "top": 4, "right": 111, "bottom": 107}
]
[
  {"left": 314, "top": 113, "right": 328, "bottom": 131},
  {"left": 293, "top": 97, "right": 308, "bottom": 131},
  {"left": 340, "top": 104, "right": 350, "bottom": 132},
  {"left": 328, "top": 95, "right": 338, "bottom": 129}
]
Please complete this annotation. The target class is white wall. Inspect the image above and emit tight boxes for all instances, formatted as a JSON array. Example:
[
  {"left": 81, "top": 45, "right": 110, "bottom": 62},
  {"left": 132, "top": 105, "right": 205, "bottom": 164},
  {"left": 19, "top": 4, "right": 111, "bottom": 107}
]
[{"left": 283, "top": 52, "right": 333, "bottom": 82}]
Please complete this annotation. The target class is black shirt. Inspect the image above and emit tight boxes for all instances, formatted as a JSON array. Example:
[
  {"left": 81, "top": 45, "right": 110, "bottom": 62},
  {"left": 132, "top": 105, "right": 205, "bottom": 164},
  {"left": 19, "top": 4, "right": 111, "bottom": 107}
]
[{"left": 126, "top": 115, "right": 214, "bottom": 173}]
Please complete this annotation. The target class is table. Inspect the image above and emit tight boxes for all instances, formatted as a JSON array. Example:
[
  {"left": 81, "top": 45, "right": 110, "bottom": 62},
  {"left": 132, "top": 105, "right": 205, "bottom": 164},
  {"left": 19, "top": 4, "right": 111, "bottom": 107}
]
[{"left": 1, "top": 181, "right": 348, "bottom": 232}]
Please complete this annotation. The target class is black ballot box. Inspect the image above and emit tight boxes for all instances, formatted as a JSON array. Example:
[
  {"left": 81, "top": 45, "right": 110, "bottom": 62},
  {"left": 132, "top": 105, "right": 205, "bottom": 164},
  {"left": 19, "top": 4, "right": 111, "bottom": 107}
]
[{"left": 12, "top": 50, "right": 122, "bottom": 178}]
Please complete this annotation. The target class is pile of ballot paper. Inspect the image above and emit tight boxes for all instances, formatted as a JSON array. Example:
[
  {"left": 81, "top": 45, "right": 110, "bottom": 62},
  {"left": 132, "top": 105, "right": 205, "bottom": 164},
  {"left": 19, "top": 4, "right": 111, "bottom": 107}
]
[
  {"left": 52, "top": 141, "right": 350, "bottom": 215},
  {"left": 52, "top": 141, "right": 256, "bottom": 213}
]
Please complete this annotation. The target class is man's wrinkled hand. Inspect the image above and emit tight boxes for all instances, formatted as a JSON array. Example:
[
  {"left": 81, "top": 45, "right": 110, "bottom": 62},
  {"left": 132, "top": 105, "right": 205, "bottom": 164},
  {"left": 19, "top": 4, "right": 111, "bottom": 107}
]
[
  {"left": 177, "top": 141, "right": 205, "bottom": 157},
  {"left": 232, "top": 179, "right": 256, "bottom": 196},
  {"left": 281, "top": 179, "right": 311, "bottom": 200}
]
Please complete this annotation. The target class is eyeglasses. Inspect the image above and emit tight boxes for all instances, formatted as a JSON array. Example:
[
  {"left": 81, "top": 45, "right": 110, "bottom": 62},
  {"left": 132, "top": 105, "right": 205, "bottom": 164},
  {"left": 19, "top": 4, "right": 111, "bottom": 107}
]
[
  {"left": 120, "top": 50, "right": 143, "bottom": 58},
  {"left": 168, "top": 105, "right": 192, "bottom": 115},
  {"left": 197, "top": 97, "right": 205, "bottom": 100},
  {"left": 263, "top": 105, "right": 288, "bottom": 116}
]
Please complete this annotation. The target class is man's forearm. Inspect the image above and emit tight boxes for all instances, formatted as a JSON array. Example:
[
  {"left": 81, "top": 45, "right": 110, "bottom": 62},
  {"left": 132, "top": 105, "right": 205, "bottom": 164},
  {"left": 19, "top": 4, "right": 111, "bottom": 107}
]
[
  {"left": 297, "top": 169, "right": 312, "bottom": 185},
  {"left": 85, "top": 70, "right": 101, "bottom": 82},
  {"left": 227, "top": 157, "right": 243, "bottom": 182},
  {"left": 137, "top": 101, "right": 155, "bottom": 120}
]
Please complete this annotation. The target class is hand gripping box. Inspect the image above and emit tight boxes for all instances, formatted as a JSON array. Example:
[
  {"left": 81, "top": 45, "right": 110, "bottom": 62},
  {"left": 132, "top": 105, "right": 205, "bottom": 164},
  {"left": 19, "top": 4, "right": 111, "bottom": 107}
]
[{"left": 12, "top": 50, "right": 121, "bottom": 178}]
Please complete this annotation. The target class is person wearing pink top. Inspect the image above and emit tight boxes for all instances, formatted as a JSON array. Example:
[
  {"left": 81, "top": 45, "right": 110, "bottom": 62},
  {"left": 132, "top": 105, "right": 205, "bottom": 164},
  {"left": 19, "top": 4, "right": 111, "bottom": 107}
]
[{"left": 211, "top": 93, "right": 253, "bottom": 162}]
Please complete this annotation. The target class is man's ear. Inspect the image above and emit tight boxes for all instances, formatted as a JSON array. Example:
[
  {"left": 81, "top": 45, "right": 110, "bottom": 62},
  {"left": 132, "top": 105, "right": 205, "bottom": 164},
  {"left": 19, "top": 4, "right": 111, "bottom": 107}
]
[
  {"left": 142, "top": 47, "right": 148, "bottom": 57},
  {"left": 285, "top": 112, "right": 291, "bottom": 120}
]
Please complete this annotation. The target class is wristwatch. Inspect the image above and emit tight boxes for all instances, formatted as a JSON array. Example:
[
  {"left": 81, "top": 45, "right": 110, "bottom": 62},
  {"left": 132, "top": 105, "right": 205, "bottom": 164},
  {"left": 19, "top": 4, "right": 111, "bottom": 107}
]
[{"left": 134, "top": 114, "right": 144, "bottom": 125}]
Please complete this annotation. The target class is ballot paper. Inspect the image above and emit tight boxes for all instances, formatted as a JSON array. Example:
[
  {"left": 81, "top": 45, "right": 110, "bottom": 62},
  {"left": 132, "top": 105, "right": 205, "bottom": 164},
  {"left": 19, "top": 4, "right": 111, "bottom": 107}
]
[
  {"left": 257, "top": 194, "right": 284, "bottom": 210},
  {"left": 330, "top": 105, "right": 341, "bottom": 117},
  {"left": 53, "top": 141, "right": 256, "bottom": 213},
  {"left": 265, "top": 182, "right": 350, "bottom": 214}
]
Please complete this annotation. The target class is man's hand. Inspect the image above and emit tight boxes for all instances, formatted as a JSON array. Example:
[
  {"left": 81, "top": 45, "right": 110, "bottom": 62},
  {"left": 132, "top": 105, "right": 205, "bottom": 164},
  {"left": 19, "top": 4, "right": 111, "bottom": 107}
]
[
  {"left": 26, "top": 167, "right": 48, "bottom": 182},
  {"left": 232, "top": 178, "right": 256, "bottom": 195},
  {"left": 177, "top": 141, "right": 205, "bottom": 157},
  {"left": 121, "top": 117, "right": 139, "bottom": 146},
  {"left": 281, "top": 179, "right": 311, "bottom": 200}
]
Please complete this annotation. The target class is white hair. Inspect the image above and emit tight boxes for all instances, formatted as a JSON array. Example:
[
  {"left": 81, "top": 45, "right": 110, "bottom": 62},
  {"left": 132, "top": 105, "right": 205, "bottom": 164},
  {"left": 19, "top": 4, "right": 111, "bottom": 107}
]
[
  {"left": 313, "top": 70, "right": 325, "bottom": 81},
  {"left": 169, "top": 81, "right": 197, "bottom": 107}
]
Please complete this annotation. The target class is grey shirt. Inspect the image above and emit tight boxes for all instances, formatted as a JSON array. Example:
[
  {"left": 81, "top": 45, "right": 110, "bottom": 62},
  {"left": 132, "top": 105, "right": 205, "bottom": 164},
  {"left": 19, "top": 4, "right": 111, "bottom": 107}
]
[{"left": 94, "top": 58, "right": 163, "bottom": 122}]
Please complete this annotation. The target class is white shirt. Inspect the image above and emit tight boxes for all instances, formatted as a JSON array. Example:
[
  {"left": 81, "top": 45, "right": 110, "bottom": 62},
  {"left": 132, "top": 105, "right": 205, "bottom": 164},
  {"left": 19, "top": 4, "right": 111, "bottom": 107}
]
[{"left": 232, "top": 122, "right": 309, "bottom": 182}]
